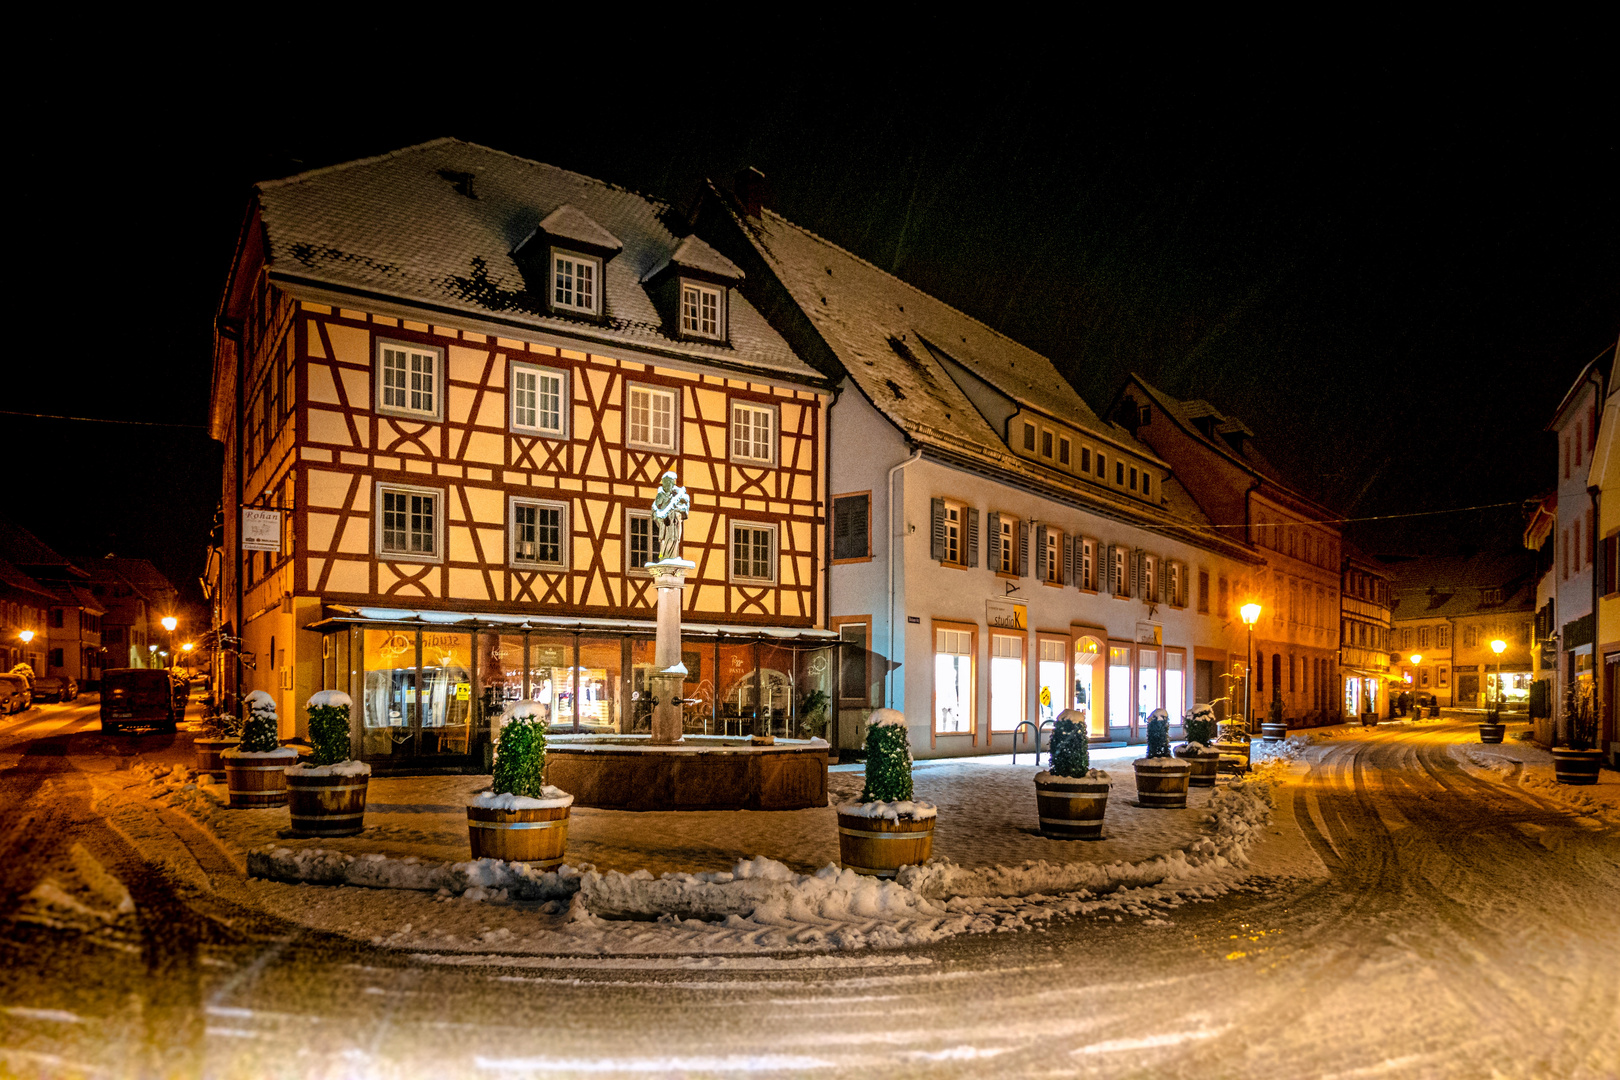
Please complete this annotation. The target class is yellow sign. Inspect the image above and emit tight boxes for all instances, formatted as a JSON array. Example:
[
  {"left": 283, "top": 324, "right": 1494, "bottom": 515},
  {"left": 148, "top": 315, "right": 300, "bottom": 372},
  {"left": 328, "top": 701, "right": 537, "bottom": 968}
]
[
  {"left": 1039, "top": 686, "right": 1052, "bottom": 707},
  {"left": 455, "top": 683, "right": 471, "bottom": 701}
]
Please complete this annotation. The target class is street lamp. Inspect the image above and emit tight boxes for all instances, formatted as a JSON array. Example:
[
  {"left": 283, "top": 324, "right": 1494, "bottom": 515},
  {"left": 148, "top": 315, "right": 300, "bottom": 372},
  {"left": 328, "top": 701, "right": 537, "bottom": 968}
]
[
  {"left": 1240, "top": 602, "right": 1262, "bottom": 735},
  {"left": 1490, "top": 639, "right": 1507, "bottom": 719},
  {"left": 161, "top": 616, "right": 178, "bottom": 671},
  {"left": 1409, "top": 654, "right": 1422, "bottom": 717}
]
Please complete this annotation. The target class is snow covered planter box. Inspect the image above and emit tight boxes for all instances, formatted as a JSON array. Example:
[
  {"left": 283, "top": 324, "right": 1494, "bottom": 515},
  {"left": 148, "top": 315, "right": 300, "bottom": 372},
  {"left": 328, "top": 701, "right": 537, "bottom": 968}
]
[
  {"left": 1175, "top": 705, "right": 1221, "bottom": 788},
  {"left": 194, "top": 736, "right": 237, "bottom": 780},
  {"left": 469, "top": 703, "right": 574, "bottom": 869},
  {"left": 1034, "top": 709, "right": 1110, "bottom": 839},
  {"left": 224, "top": 691, "right": 296, "bottom": 808},
  {"left": 287, "top": 691, "right": 371, "bottom": 836},
  {"left": 1135, "top": 709, "right": 1192, "bottom": 809},
  {"left": 1477, "top": 721, "right": 1506, "bottom": 745},
  {"left": 838, "top": 709, "right": 936, "bottom": 877}
]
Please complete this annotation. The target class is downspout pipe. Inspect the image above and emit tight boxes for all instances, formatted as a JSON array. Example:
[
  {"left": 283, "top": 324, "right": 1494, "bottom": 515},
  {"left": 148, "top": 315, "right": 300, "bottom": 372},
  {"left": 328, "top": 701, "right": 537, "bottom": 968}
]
[
  {"left": 822, "top": 381, "right": 842, "bottom": 748},
  {"left": 1589, "top": 481, "right": 1601, "bottom": 751},
  {"left": 886, "top": 449, "right": 924, "bottom": 710}
]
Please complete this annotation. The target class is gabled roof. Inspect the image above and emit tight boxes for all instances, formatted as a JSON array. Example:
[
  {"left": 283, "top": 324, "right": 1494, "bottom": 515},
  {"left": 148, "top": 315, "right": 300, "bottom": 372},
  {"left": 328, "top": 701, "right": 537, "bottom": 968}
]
[
  {"left": 642, "top": 234, "right": 744, "bottom": 284},
  {"left": 532, "top": 204, "right": 623, "bottom": 252},
  {"left": 713, "top": 194, "right": 1257, "bottom": 560},
  {"left": 1387, "top": 549, "right": 1537, "bottom": 620},
  {"left": 0, "top": 559, "right": 59, "bottom": 604},
  {"left": 250, "top": 139, "right": 816, "bottom": 382},
  {"left": 0, "top": 519, "right": 72, "bottom": 569},
  {"left": 1126, "top": 373, "right": 1335, "bottom": 520},
  {"left": 1546, "top": 343, "right": 1612, "bottom": 432}
]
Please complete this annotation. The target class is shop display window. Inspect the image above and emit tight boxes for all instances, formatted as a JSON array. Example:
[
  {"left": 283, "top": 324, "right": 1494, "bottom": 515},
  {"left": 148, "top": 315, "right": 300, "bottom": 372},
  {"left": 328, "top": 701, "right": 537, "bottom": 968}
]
[
  {"left": 1037, "top": 638, "right": 1065, "bottom": 727},
  {"left": 529, "top": 636, "right": 574, "bottom": 732},
  {"left": 1137, "top": 647, "right": 1161, "bottom": 726},
  {"left": 934, "top": 628, "right": 974, "bottom": 735},
  {"left": 1108, "top": 644, "right": 1132, "bottom": 732},
  {"left": 577, "top": 636, "right": 623, "bottom": 733},
  {"left": 989, "top": 633, "right": 1024, "bottom": 733},
  {"left": 1074, "top": 636, "right": 1105, "bottom": 735},
  {"left": 717, "top": 641, "right": 759, "bottom": 737},
  {"left": 478, "top": 633, "right": 526, "bottom": 740},
  {"left": 363, "top": 627, "right": 417, "bottom": 758},
  {"left": 793, "top": 645, "right": 835, "bottom": 740},
  {"left": 419, "top": 632, "right": 472, "bottom": 755},
  {"left": 1164, "top": 649, "right": 1185, "bottom": 722},
  {"left": 757, "top": 642, "right": 799, "bottom": 739}
]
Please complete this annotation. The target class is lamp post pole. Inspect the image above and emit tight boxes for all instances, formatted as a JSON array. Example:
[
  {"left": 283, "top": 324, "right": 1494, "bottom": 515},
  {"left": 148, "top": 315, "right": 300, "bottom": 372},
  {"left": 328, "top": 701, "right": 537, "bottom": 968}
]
[
  {"left": 1490, "top": 639, "right": 1507, "bottom": 720},
  {"left": 1240, "top": 603, "right": 1262, "bottom": 736},
  {"left": 1409, "top": 653, "right": 1423, "bottom": 716}
]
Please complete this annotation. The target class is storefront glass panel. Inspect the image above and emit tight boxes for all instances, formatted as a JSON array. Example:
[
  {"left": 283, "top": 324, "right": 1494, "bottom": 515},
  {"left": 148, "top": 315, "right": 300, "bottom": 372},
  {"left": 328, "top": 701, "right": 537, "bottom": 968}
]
[
  {"left": 529, "top": 635, "right": 574, "bottom": 732},
  {"left": 419, "top": 632, "right": 472, "bottom": 755},
  {"left": 756, "top": 642, "right": 798, "bottom": 738},
  {"left": 935, "top": 629, "right": 974, "bottom": 736},
  {"left": 1108, "top": 644, "right": 1132, "bottom": 732},
  {"left": 682, "top": 641, "right": 716, "bottom": 734},
  {"left": 989, "top": 633, "right": 1024, "bottom": 733},
  {"left": 717, "top": 641, "right": 758, "bottom": 737},
  {"left": 794, "top": 645, "right": 835, "bottom": 740},
  {"left": 1075, "top": 636, "right": 1105, "bottom": 735},
  {"left": 1037, "top": 638, "right": 1065, "bottom": 727},
  {"left": 362, "top": 628, "right": 417, "bottom": 758},
  {"left": 628, "top": 638, "right": 656, "bottom": 734},
  {"left": 577, "top": 636, "right": 623, "bottom": 733},
  {"left": 1164, "top": 649, "right": 1185, "bottom": 722},
  {"left": 478, "top": 633, "right": 526, "bottom": 732},
  {"left": 1137, "top": 647, "right": 1160, "bottom": 726}
]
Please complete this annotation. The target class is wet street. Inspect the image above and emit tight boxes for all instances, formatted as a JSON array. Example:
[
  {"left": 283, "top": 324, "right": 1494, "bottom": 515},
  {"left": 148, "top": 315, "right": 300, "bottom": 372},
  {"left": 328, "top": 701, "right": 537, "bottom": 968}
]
[{"left": 2, "top": 701, "right": 1616, "bottom": 1079}]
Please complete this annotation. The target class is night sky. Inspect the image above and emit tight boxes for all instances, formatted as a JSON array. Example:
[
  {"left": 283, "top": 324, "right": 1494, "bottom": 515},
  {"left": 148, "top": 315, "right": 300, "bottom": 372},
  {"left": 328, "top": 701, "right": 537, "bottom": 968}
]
[{"left": 8, "top": 26, "right": 1617, "bottom": 606}]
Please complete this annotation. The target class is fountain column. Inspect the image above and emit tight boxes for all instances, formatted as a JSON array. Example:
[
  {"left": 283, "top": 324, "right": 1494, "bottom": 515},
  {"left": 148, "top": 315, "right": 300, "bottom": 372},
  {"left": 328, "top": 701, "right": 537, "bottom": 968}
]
[{"left": 646, "top": 558, "right": 695, "bottom": 744}]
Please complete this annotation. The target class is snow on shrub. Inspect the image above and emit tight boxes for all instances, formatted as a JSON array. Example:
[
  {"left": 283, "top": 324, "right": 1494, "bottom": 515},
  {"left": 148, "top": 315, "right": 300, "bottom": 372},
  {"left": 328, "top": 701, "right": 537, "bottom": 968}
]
[
  {"left": 490, "top": 702, "right": 548, "bottom": 799},
  {"left": 1183, "top": 704, "right": 1217, "bottom": 748},
  {"left": 1145, "top": 708, "right": 1172, "bottom": 759},
  {"left": 305, "top": 692, "right": 353, "bottom": 767},
  {"left": 239, "top": 691, "right": 278, "bottom": 752},
  {"left": 1048, "top": 709, "right": 1090, "bottom": 777}
]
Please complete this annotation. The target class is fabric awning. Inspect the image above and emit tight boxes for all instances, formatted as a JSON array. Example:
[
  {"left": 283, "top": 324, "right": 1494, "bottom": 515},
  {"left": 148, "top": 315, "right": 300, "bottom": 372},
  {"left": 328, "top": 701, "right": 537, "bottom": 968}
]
[
  {"left": 1342, "top": 665, "right": 1402, "bottom": 682},
  {"left": 306, "top": 605, "right": 840, "bottom": 644}
]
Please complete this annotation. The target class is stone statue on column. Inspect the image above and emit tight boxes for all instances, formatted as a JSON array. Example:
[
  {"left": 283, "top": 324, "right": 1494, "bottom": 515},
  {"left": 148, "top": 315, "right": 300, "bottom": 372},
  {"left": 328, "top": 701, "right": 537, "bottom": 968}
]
[{"left": 647, "top": 471, "right": 696, "bottom": 744}]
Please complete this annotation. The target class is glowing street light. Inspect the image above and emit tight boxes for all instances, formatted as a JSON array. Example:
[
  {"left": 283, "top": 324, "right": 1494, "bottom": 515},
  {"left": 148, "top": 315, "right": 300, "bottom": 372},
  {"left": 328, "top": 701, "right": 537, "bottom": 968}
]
[
  {"left": 1240, "top": 602, "right": 1262, "bottom": 735},
  {"left": 160, "top": 616, "right": 179, "bottom": 672},
  {"left": 18, "top": 630, "right": 34, "bottom": 644},
  {"left": 1491, "top": 638, "right": 1508, "bottom": 719},
  {"left": 1408, "top": 654, "right": 1423, "bottom": 717}
]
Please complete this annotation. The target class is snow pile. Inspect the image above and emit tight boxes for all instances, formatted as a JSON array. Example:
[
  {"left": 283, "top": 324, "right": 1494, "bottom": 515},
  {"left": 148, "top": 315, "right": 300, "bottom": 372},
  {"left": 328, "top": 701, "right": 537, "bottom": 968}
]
[
  {"left": 1033, "top": 770, "right": 1111, "bottom": 786},
  {"left": 307, "top": 689, "right": 353, "bottom": 709},
  {"left": 470, "top": 788, "right": 573, "bottom": 811},
  {"left": 247, "top": 847, "right": 581, "bottom": 902},
  {"left": 836, "top": 799, "right": 937, "bottom": 821},
  {"left": 287, "top": 759, "right": 372, "bottom": 778}
]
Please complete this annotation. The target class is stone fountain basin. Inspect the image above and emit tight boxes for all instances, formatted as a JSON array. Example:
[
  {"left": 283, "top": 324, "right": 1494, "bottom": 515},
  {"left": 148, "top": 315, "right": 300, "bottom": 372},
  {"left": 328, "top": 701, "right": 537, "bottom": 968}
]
[{"left": 541, "top": 734, "right": 830, "bottom": 812}]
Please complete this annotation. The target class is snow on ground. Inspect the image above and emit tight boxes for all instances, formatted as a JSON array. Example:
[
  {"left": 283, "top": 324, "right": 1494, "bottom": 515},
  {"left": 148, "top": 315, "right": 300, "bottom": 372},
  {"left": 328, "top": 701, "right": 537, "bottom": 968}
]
[
  {"left": 99, "top": 748, "right": 1293, "bottom": 956},
  {"left": 1449, "top": 739, "right": 1620, "bottom": 825}
]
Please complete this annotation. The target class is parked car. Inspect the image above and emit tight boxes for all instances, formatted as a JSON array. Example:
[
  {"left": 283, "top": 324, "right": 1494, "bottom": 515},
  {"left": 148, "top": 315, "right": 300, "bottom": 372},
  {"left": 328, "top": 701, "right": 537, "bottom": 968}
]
[
  {"left": 100, "top": 668, "right": 180, "bottom": 733},
  {"left": 0, "top": 674, "right": 31, "bottom": 714},
  {"left": 30, "top": 674, "right": 78, "bottom": 703}
]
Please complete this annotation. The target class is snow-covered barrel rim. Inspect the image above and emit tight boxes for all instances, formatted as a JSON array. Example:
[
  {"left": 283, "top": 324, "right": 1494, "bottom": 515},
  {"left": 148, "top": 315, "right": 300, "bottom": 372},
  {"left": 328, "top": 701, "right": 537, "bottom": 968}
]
[
  {"left": 286, "top": 759, "right": 371, "bottom": 777},
  {"left": 1133, "top": 756, "right": 1193, "bottom": 770},
  {"left": 545, "top": 734, "right": 828, "bottom": 754},
  {"left": 470, "top": 787, "right": 574, "bottom": 811},
  {"left": 221, "top": 746, "right": 300, "bottom": 760},
  {"left": 1033, "top": 769, "right": 1112, "bottom": 787},
  {"left": 837, "top": 799, "right": 938, "bottom": 822}
]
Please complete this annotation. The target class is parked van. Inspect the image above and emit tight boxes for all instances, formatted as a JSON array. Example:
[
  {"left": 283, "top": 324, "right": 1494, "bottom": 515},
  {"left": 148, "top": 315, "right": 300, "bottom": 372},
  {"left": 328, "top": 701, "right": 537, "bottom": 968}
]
[{"left": 100, "top": 668, "right": 181, "bottom": 733}]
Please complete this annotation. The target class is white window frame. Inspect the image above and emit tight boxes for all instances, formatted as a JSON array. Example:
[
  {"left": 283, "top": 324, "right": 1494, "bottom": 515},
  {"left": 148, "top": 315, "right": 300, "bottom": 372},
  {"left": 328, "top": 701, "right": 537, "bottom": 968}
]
[
  {"left": 729, "top": 400, "right": 778, "bottom": 466},
  {"left": 996, "top": 514, "right": 1015, "bottom": 574},
  {"left": 680, "top": 279, "right": 726, "bottom": 340},
  {"left": 551, "top": 247, "right": 602, "bottom": 315},
  {"left": 625, "top": 509, "right": 654, "bottom": 576},
  {"left": 375, "top": 482, "right": 444, "bottom": 564},
  {"left": 510, "top": 361, "right": 569, "bottom": 438},
  {"left": 1044, "top": 529, "right": 1062, "bottom": 584},
  {"left": 944, "top": 501, "right": 965, "bottom": 567},
  {"left": 1143, "top": 554, "right": 1157, "bottom": 599},
  {"left": 1079, "top": 537, "right": 1097, "bottom": 591},
  {"left": 729, "top": 520, "right": 778, "bottom": 585},
  {"left": 626, "top": 382, "right": 680, "bottom": 452},
  {"left": 376, "top": 340, "right": 443, "bottom": 421},
  {"left": 510, "top": 496, "right": 569, "bottom": 571}
]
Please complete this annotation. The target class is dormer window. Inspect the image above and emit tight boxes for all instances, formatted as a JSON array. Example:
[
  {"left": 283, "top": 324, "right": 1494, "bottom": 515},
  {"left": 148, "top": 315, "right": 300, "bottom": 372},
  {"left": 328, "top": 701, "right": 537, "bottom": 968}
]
[
  {"left": 681, "top": 281, "right": 724, "bottom": 339},
  {"left": 552, "top": 249, "right": 600, "bottom": 314}
]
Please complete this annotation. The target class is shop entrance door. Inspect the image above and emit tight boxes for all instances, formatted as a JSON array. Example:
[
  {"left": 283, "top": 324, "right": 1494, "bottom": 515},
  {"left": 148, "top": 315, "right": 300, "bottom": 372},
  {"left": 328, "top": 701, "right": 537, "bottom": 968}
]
[{"left": 1458, "top": 673, "right": 1479, "bottom": 705}]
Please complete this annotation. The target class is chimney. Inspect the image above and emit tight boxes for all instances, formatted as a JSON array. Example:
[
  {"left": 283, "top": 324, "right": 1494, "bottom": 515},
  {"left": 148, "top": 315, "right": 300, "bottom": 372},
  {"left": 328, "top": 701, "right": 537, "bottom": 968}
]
[{"left": 734, "top": 166, "right": 771, "bottom": 218}]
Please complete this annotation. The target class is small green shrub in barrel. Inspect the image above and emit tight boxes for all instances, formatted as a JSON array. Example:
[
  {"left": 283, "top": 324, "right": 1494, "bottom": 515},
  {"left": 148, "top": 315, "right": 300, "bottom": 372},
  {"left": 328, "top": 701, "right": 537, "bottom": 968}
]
[
  {"left": 492, "top": 707, "right": 549, "bottom": 798},
  {"left": 838, "top": 709, "right": 935, "bottom": 876}
]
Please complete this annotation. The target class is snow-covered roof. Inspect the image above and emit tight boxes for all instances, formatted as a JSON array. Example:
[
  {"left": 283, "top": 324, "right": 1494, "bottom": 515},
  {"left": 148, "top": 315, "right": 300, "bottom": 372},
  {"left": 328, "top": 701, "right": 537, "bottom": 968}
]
[
  {"left": 533, "top": 204, "right": 623, "bottom": 252},
  {"left": 253, "top": 140, "right": 817, "bottom": 383},
  {"left": 1386, "top": 550, "right": 1537, "bottom": 620},
  {"left": 647, "top": 235, "right": 744, "bottom": 283},
  {"left": 715, "top": 197, "right": 1253, "bottom": 558}
]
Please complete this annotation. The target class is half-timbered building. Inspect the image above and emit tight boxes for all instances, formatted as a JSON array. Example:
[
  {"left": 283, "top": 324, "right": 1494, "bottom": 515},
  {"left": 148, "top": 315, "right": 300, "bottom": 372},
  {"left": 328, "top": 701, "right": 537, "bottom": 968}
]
[
  {"left": 698, "top": 186, "right": 1268, "bottom": 756},
  {"left": 209, "top": 141, "right": 836, "bottom": 772}
]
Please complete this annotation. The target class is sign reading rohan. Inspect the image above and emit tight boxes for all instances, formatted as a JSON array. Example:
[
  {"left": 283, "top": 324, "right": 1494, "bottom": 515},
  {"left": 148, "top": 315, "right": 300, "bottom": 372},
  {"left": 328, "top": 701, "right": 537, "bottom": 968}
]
[{"left": 242, "top": 508, "right": 282, "bottom": 552}]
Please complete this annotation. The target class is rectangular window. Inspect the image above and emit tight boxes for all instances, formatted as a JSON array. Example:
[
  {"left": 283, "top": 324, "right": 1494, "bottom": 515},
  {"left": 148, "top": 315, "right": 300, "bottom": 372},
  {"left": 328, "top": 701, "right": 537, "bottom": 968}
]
[
  {"left": 1169, "top": 562, "right": 1183, "bottom": 607},
  {"left": 378, "top": 485, "right": 440, "bottom": 560},
  {"left": 1218, "top": 576, "right": 1229, "bottom": 617},
  {"left": 832, "top": 494, "right": 870, "bottom": 561},
  {"left": 730, "top": 522, "right": 776, "bottom": 584},
  {"left": 1113, "top": 547, "right": 1127, "bottom": 596},
  {"left": 839, "top": 621, "right": 870, "bottom": 703},
  {"left": 1081, "top": 447, "right": 1091, "bottom": 473},
  {"left": 511, "top": 362, "right": 566, "bottom": 435},
  {"left": 989, "top": 633, "right": 1025, "bottom": 733},
  {"left": 1129, "top": 466, "right": 1138, "bottom": 491},
  {"left": 1108, "top": 644, "right": 1132, "bottom": 731},
  {"left": 730, "top": 402, "right": 776, "bottom": 465},
  {"left": 1164, "top": 650, "right": 1185, "bottom": 722},
  {"left": 553, "top": 250, "right": 599, "bottom": 313},
  {"left": 379, "top": 342, "right": 440, "bottom": 418},
  {"left": 1044, "top": 529, "right": 1062, "bottom": 583},
  {"left": 934, "top": 627, "right": 974, "bottom": 735},
  {"left": 1116, "top": 461, "right": 1125, "bottom": 485},
  {"left": 1143, "top": 555, "right": 1157, "bottom": 600},
  {"left": 944, "top": 502, "right": 963, "bottom": 565},
  {"left": 681, "top": 282, "right": 723, "bottom": 338},
  {"left": 627, "top": 385, "right": 678, "bottom": 451},
  {"left": 1023, "top": 423, "right": 1036, "bottom": 451},
  {"left": 511, "top": 498, "right": 567, "bottom": 569},
  {"left": 1096, "top": 453, "right": 1106, "bottom": 479},
  {"left": 1142, "top": 473, "right": 1151, "bottom": 497},
  {"left": 1059, "top": 437, "right": 1071, "bottom": 466},
  {"left": 1038, "top": 638, "right": 1066, "bottom": 725},
  {"left": 626, "top": 510, "right": 653, "bottom": 573},
  {"left": 1437, "top": 625, "right": 1450, "bottom": 648},
  {"left": 1198, "top": 570, "right": 1210, "bottom": 613},
  {"left": 1041, "top": 430, "right": 1054, "bottom": 458},
  {"left": 997, "top": 515, "right": 1015, "bottom": 574},
  {"left": 1419, "top": 626, "right": 1432, "bottom": 649}
]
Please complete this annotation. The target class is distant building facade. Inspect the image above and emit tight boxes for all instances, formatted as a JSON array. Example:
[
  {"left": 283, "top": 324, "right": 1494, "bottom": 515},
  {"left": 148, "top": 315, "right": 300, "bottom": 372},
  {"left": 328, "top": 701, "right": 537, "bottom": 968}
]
[
  {"left": 1389, "top": 551, "right": 1536, "bottom": 711},
  {"left": 1340, "top": 548, "right": 1392, "bottom": 718},
  {"left": 1586, "top": 339, "right": 1620, "bottom": 765}
]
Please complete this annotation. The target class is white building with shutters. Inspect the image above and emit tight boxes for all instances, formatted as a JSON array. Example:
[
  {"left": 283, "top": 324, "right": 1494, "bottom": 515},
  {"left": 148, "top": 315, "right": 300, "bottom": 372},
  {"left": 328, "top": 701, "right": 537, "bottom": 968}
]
[{"left": 703, "top": 185, "right": 1269, "bottom": 756}]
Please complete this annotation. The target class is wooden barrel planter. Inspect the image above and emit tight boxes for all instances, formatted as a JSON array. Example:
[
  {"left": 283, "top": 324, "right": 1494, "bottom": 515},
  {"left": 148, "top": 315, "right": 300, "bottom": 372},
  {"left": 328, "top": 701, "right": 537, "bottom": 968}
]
[
  {"left": 1033, "top": 774, "right": 1110, "bottom": 839},
  {"left": 467, "top": 805, "right": 571, "bottom": 868},
  {"left": 194, "top": 736, "right": 237, "bottom": 780},
  {"left": 221, "top": 746, "right": 299, "bottom": 808},
  {"left": 837, "top": 808, "right": 935, "bottom": 878},
  {"left": 1133, "top": 758, "right": 1193, "bottom": 809},
  {"left": 1477, "top": 722, "right": 1506, "bottom": 745},
  {"left": 286, "top": 770, "right": 371, "bottom": 837},
  {"left": 1260, "top": 723, "right": 1289, "bottom": 742},
  {"left": 1551, "top": 748, "right": 1603, "bottom": 786},
  {"left": 1174, "top": 746, "right": 1222, "bottom": 788}
]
